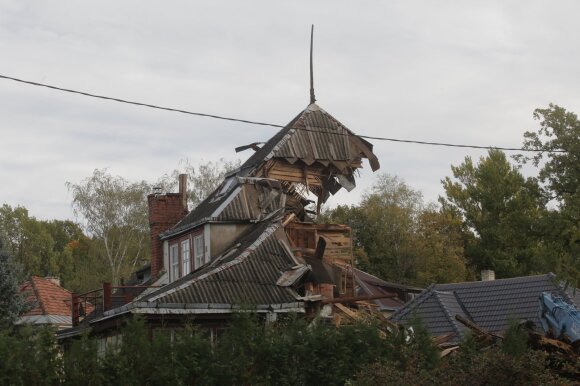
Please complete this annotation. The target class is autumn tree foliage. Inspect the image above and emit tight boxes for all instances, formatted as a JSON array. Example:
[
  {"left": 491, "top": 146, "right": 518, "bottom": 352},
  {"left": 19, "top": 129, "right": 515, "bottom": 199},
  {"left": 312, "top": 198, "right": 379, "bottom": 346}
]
[{"left": 322, "top": 174, "right": 468, "bottom": 286}]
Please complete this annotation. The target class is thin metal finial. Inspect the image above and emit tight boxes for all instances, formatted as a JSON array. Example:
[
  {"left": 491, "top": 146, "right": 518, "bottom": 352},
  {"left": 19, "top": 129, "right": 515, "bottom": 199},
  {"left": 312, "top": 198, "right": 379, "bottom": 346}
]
[{"left": 309, "top": 24, "right": 316, "bottom": 105}]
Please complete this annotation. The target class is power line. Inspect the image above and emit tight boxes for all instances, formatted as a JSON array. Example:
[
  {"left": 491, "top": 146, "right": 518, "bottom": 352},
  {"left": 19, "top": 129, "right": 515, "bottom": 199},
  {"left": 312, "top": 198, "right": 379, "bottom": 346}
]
[
  {"left": 0, "top": 74, "right": 283, "bottom": 128},
  {"left": 0, "top": 74, "right": 566, "bottom": 153}
]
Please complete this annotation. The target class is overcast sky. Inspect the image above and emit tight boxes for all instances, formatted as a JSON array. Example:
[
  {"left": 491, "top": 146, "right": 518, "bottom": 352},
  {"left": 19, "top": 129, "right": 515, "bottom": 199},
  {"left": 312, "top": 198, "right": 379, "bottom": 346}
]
[{"left": 1, "top": 0, "right": 579, "bottom": 221}]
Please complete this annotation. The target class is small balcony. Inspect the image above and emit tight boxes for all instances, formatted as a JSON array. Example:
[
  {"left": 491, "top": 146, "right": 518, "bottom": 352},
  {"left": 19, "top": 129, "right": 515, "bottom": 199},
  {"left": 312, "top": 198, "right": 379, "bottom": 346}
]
[{"left": 71, "top": 283, "right": 159, "bottom": 326}]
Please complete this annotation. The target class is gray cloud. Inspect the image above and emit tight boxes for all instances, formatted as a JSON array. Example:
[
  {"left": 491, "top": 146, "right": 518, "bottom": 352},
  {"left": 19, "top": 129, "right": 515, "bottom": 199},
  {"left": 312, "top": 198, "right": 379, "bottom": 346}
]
[{"left": 1, "top": 0, "right": 579, "bottom": 220}]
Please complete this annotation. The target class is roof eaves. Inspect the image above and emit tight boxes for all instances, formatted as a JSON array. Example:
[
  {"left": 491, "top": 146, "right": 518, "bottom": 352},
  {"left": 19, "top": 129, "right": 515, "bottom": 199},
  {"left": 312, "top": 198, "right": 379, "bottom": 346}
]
[
  {"left": 92, "top": 301, "right": 306, "bottom": 323},
  {"left": 160, "top": 218, "right": 211, "bottom": 240}
]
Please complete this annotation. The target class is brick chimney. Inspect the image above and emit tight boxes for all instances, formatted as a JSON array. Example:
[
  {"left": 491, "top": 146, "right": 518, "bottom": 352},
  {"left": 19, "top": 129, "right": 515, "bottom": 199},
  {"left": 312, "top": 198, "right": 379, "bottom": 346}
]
[
  {"left": 148, "top": 175, "right": 189, "bottom": 280},
  {"left": 481, "top": 269, "right": 495, "bottom": 281}
]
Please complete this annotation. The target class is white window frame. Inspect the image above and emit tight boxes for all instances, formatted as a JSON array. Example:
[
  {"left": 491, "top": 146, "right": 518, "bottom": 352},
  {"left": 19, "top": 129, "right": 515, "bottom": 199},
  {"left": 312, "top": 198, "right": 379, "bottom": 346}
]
[
  {"left": 181, "top": 239, "right": 191, "bottom": 276},
  {"left": 193, "top": 235, "right": 204, "bottom": 269},
  {"left": 170, "top": 243, "right": 179, "bottom": 281}
]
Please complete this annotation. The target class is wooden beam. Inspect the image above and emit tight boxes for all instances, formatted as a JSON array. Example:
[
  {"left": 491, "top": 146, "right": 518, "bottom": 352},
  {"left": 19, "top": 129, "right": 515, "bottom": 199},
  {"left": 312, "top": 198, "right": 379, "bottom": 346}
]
[{"left": 323, "top": 293, "right": 397, "bottom": 304}]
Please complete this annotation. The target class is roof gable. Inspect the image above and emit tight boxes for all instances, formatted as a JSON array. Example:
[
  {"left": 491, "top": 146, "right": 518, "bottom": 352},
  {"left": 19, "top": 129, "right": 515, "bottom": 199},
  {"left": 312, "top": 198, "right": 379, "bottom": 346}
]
[
  {"left": 241, "top": 103, "right": 379, "bottom": 173},
  {"left": 164, "top": 103, "right": 379, "bottom": 238}
]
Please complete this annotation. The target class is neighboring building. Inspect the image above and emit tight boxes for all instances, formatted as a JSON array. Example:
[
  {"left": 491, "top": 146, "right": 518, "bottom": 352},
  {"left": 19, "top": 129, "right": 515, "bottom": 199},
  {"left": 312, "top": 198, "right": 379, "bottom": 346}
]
[
  {"left": 390, "top": 273, "right": 580, "bottom": 344},
  {"left": 18, "top": 276, "right": 73, "bottom": 330},
  {"left": 354, "top": 269, "right": 422, "bottom": 316},
  {"left": 60, "top": 101, "right": 387, "bottom": 341}
]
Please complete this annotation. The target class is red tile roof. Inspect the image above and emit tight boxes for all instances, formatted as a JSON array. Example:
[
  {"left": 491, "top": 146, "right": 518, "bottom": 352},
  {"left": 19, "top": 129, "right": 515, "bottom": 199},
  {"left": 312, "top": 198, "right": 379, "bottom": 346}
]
[{"left": 21, "top": 276, "right": 72, "bottom": 316}]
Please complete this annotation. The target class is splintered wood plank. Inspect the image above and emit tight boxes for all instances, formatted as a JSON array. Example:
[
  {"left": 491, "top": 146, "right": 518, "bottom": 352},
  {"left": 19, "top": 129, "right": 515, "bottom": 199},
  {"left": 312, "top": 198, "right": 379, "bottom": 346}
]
[{"left": 334, "top": 303, "right": 361, "bottom": 320}]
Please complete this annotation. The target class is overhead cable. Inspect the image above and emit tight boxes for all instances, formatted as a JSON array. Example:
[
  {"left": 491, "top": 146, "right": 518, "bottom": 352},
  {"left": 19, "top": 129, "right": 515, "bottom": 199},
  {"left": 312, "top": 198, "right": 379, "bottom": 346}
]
[{"left": 0, "top": 74, "right": 566, "bottom": 153}]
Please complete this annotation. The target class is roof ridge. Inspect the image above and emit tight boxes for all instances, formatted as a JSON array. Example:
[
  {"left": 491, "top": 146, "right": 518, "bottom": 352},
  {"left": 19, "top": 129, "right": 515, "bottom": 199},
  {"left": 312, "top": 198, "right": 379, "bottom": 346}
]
[
  {"left": 30, "top": 276, "right": 46, "bottom": 316},
  {"left": 433, "top": 290, "right": 464, "bottom": 340},
  {"left": 452, "top": 290, "right": 473, "bottom": 321},
  {"left": 390, "top": 284, "right": 435, "bottom": 321},
  {"left": 436, "top": 273, "right": 553, "bottom": 288}
]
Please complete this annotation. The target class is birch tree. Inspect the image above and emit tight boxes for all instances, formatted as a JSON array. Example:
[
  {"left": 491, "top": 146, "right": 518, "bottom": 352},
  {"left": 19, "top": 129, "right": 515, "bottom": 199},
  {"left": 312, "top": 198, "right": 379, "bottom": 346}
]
[
  {"left": 156, "top": 158, "right": 241, "bottom": 209},
  {"left": 67, "top": 169, "right": 150, "bottom": 285}
]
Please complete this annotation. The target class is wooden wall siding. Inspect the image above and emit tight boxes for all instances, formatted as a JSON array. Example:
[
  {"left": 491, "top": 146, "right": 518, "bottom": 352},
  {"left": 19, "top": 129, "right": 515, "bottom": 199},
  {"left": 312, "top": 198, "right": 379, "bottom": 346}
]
[
  {"left": 265, "top": 160, "right": 324, "bottom": 186},
  {"left": 285, "top": 222, "right": 353, "bottom": 264}
]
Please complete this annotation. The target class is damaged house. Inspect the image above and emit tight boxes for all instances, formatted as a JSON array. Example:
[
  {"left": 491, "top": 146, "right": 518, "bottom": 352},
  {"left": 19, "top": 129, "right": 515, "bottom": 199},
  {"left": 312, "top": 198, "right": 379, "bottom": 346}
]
[{"left": 60, "top": 101, "right": 405, "bottom": 342}]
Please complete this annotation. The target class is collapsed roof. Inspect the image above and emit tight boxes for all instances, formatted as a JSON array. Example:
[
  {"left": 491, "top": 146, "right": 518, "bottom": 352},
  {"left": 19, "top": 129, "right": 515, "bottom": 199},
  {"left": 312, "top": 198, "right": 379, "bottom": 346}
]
[
  {"left": 63, "top": 101, "right": 384, "bottom": 335},
  {"left": 164, "top": 103, "right": 380, "bottom": 239}
]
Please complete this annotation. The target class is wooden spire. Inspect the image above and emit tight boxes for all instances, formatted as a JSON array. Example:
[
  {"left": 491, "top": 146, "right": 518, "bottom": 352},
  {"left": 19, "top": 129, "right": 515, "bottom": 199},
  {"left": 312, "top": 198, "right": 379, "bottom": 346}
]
[{"left": 310, "top": 24, "right": 316, "bottom": 105}]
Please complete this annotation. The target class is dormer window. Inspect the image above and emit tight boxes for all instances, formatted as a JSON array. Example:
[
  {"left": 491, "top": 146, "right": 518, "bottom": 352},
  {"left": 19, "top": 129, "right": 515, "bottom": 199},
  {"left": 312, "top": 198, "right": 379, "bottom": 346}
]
[{"left": 167, "top": 230, "right": 206, "bottom": 283}]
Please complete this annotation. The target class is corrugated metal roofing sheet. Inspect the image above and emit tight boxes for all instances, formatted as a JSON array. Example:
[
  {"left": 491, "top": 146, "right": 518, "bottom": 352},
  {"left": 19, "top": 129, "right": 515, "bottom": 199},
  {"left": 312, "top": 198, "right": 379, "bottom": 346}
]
[
  {"left": 17, "top": 314, "right": 72, "bottom": 327},
  {"left": 276, "top": 109, "right": 351, "bottom": 162},
  {"left": 146, "top": 220, "right": 300, "bottom": 307}
]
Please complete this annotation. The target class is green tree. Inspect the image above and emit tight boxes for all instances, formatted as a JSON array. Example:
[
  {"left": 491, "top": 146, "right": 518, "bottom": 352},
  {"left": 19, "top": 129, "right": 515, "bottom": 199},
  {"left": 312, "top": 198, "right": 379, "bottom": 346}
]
[
  {"left": 0, "top": 204, "right": 55, "bottom": 276},
  {"left": 441, "top": 149, "right": 544, "bottom": 278},
  {"left": 0, "top": 326, "right": 63, "bottom": 386},
  {"left": 67, "top": 169, "right": 151, "bottom": 285},
  {"left": 346, "top": 174, "right": 423, "bottom": 282},
  {"left": 0, "top": 205, "right": 90, "bottom": 282},
  {"left": 516, "top": 104, "right": 580, "bottom": 286},
  {"left": 414, "top": 207, "right": 468, "bottom": 285},
  {"left": 323, "top": 174, "right": 468, "bottom": 285},
  {"left": 0, "top": 237, "right": 30, "bottom": 327}
]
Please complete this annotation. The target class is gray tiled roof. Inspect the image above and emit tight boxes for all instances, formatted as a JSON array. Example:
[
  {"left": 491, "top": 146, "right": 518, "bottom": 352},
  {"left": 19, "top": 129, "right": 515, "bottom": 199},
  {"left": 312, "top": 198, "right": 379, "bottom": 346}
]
[{"left": 391, "top": 273, "right": 578, "bottom": 343}]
